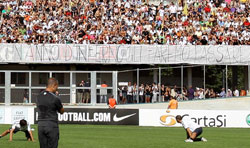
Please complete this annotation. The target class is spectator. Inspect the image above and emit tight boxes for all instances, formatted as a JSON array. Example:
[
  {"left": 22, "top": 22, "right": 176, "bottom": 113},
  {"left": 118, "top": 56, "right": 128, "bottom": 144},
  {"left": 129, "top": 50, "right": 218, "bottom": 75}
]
[
  {"left": 152, "top": 82, "right": 158, "bottom": 103},
  {"left": 164, "top": 86, "right": 171, "bottom": 102},
  {"left": 83, "top": 81, "right": 90, "bottom": 103},
  {"left": 139, "top": 84, "right": 145, "bottom": 103},
  {"left": 133, "top": 83, "right": 138, "bottom": 103},
  {"left": 219, "top": 88, "right": 226, "bottom": 98},
  {"left": 227, "top": 89, "right": 233, "bottom": 97},
  {"left": 160, "top": 84, "right": 165, "bottom": 102},
  {"left": 182, "top": 87, "right": 188, "bottom": 101},
  {"left": 210, "top": 88, "right": 216, "bottom": 98},
  {"left": 121, "top": 85, "right": 127, "bottom": 104},
  {"left": 127, "top": 82, "right": 133, "bottom": 103},
  {"left": 23, "top": 89, "right": 29, "bottom": 103},
  {"left": 145, "top": 84, "right": 151, "bottom": 103},
  {"left": 77, "top": 81, "right": 84, "bottom": 104},
  {"left": 100, "top": 81, "right": 108, "bottom": 103},
  {"left": 188, "top": 85, "right": 195, "bottom": 100},
  {"left": 234, "top": 88, "right": 239, "bottom": 97},
  {"left": 205, "top": 88, "right": 210, "bottom": 98},
  {"left": 171, "top": 85, "right": 177, "bottom": 98}
]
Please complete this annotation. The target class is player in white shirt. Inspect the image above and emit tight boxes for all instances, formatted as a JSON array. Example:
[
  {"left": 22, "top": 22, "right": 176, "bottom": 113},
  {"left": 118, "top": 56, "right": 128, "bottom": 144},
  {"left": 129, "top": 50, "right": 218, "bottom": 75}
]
[
  {"left": 0, "top": 119, "right": 34, "bottom": 142},
  {"left": 176, "top": 115, "right": 207, "bottom": 142}
]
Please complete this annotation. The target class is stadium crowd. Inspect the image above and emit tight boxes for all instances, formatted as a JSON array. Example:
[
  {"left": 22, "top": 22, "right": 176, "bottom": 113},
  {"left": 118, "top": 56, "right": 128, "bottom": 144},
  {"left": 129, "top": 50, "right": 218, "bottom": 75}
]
[
  {"left": 0, "top": 0, "right": 249, "bottom": 45},
  {"left": 118, "top": 82, "right": 245, "bottom": 103}
]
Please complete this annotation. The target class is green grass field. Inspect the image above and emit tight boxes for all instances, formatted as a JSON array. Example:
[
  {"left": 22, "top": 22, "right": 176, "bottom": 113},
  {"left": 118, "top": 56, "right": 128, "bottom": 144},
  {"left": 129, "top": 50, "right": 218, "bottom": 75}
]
[{"left": 0, "top": 124, "right": 249, "bottom": 148}]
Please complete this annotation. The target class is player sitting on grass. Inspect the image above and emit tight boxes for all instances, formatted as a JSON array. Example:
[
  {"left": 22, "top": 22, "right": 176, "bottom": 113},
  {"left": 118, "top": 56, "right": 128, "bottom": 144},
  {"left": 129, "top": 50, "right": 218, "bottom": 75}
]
[
  {"left": 0, "top": 119, "right": 34, "bottom": 142},
  {"left": 176, "top": 115, "right": 207, "bottom": 142},
  {"left": 108, "top": 95, "right": 117, "bottom": 109}
]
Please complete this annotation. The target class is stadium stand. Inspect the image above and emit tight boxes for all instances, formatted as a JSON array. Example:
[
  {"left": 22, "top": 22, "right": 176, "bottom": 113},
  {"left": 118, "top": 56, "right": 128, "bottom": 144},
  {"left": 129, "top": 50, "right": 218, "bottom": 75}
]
[{"left": 0, "top": 0, "right": 249, "bottom": 45}]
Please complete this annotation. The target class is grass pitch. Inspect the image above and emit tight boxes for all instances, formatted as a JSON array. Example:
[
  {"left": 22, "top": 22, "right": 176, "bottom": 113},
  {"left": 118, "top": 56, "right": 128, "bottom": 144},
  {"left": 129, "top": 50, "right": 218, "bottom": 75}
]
[{"left": 0, "top": 124, "right": 249, "bottom": 148}]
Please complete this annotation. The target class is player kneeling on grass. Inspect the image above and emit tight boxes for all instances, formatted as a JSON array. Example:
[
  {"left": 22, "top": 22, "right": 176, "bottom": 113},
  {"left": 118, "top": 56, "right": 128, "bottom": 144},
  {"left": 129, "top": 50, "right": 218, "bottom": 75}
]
[
  {"left": 176, "top": 115, "right": 207, "bottom": 142},
  {"left": 0, "top": 119, "right": 34, "bottom": 142}
]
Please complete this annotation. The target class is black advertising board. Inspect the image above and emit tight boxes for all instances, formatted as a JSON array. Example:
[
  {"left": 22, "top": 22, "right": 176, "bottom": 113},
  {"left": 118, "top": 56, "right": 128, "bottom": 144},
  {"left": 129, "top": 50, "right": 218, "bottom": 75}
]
[{"left": 34, "top": 108, "right": 139, "bottom": 125}]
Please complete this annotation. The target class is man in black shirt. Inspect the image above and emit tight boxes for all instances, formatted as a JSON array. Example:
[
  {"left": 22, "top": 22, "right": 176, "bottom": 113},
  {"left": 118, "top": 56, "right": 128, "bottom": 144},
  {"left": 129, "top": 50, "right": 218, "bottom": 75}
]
[
  {"left": 200, "top": 37, "right": 208, "bottom": 45},
  {"left": 36, "top": 78, "right": 64, "bottom": 148}
]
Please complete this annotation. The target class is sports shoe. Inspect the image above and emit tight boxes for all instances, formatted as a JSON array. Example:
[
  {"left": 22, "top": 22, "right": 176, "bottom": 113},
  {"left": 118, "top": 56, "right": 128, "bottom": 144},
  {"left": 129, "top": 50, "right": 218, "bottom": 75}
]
[
  {"left": 201, "top": 137, "right": 207, "bottom": 142},
  {"left": 185, "top": 139, "right": 193, "bottom": 142}
]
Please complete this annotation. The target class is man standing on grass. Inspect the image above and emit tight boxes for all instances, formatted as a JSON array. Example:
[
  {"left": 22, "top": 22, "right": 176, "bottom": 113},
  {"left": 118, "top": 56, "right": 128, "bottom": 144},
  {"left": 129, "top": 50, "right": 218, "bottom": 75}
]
[
  {"left": 37, "top": 78, "right": 64, "bottom": 148},
  {"left": 176, "top": 115, "right": 207, "bottom": 142}
]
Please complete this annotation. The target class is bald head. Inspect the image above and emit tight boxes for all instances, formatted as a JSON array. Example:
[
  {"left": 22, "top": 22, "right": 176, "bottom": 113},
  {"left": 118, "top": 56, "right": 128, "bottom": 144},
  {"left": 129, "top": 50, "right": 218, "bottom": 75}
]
[{"left": 46, "top": 78, "right": 58, "bottom": 93}]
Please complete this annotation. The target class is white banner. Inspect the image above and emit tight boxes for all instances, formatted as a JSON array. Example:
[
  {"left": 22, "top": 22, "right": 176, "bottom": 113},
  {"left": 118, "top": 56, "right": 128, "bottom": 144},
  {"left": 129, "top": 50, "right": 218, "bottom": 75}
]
[
  {"left": 139, "top": 109, "right": 250, "bottom": 128},
  {"left": 0, "top": 44, "right": 249, "bottom": 65}
]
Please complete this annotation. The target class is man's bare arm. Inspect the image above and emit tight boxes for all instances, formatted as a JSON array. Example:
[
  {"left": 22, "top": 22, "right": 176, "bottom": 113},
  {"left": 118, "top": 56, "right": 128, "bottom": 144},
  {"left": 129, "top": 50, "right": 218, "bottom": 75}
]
[
  {"left": 29, "top": 131, "right": 35, "bottom": 142},
  {"left": 59, "top": 107, "right": 64, "bottom": 114},
  {"left": 9, "top": 129, "right": 14, "bottom": 141}
]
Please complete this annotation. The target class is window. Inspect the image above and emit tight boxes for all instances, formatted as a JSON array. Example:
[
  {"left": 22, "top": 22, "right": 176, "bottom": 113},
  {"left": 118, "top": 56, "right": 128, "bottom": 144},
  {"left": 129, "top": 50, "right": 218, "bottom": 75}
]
[
  {"left": 0, "top": 73, "right": 4, "bottom": 85},
  {"left": 53, "top": 73, "right": 65, "bottom": 85},
  {"left": 11, "top": 73, "right": 26, "bottom": 84},
  {"left": 39, "top": 73, "right": 49, "bottom": 85}
]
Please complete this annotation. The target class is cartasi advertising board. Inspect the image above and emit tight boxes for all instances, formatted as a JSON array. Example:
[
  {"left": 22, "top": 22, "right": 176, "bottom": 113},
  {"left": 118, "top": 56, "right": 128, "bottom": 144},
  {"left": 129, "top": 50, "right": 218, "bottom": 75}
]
[
  {"left": 139, "top": 109, "right": 250, "bottom": 128},
  {"left": 35, "top": 108, "right": 139, "bottom": 125}
]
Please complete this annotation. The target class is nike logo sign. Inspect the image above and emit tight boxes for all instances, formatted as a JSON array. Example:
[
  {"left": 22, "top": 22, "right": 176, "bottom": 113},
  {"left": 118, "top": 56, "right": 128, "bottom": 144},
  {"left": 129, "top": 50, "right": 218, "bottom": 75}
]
[{"left": 113, "top": 113, "right": 136, "bottom": 122}]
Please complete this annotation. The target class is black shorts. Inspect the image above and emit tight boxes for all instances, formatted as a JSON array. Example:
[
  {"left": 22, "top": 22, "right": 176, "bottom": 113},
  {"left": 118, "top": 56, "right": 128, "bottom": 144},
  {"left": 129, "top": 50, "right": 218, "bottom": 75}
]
[
  {"left": 9, "top": 128, "right": 31, "bottom": 139},
  {"left": 193, "top": 127, "right": 203, "bottom": 137}
]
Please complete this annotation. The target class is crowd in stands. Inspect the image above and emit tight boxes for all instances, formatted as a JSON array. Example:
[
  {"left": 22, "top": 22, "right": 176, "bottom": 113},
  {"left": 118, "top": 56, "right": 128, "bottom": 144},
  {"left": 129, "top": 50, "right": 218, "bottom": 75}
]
[
  {"left": 118, "top": 82, "right": 245, "bottom": 103},
  {"left": 0, "top": 0, "right": 249, "bottom": 45}
]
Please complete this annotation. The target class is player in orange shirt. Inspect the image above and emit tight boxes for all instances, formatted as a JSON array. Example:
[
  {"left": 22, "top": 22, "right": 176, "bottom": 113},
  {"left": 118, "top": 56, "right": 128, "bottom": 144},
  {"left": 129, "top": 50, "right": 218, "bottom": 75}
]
[
  {"left": 108, "top": 95, "right": 117, "bottom": 109},
  {"left": 167, "top": 96, "right": 178, "bottom": 109}
]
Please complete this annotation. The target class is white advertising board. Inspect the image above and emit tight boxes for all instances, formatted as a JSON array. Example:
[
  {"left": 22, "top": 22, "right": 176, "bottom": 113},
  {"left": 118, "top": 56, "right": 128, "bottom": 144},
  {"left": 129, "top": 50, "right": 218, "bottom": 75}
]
[
  {"left": 0, "top": 106, "right": 34, "bottom": 124},
  {"left": 139, "top": 109, "right": 250, "bottom": 128},
  {"left": 11, "top": 108, "right": 28, "bottom": 123},
  {"left": 0, "top": 108, "right": 4, "bottom": 124}
]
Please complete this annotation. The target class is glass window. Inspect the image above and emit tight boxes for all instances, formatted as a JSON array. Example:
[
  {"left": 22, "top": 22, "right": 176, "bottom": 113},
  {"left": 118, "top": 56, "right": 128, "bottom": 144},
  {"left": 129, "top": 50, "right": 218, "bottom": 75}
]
[
  {"left": 0, "top": 89, "right": 4, "bottom": 103},
  {"left": 96, "top": 73, "right": 112, "bottom": 87},
  {"left": 31, "top": 89, "right": 44, "bottom": 103},
  {"left": 74, "top": 73, "right": 91, "bottom": 87},
  {"left": 31, "top": 73, "right": 49, "bottom": 87},
  {"left": 39, "top": 73, "right": 49, "bottom": 85},
  {"left": 11, "top": 72, "right": 29, "bottom": 86},
  {"left": 52, "top": 73, "right": 70, "bottom": 87},
  {"left": 57, "top": 89, "right": 70, "bottom": 103},
  {"left": 96, "top": 89, "right": 113, "bottom": 103},
  {"left": 76, "top": 89, "right": 91, "bottom": 104},
  {"left": 11, "top": 89, "right": 29, "bottom": 103},
  {"left": 0, "top": 72, "right": 4, "bottom": 86}
]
